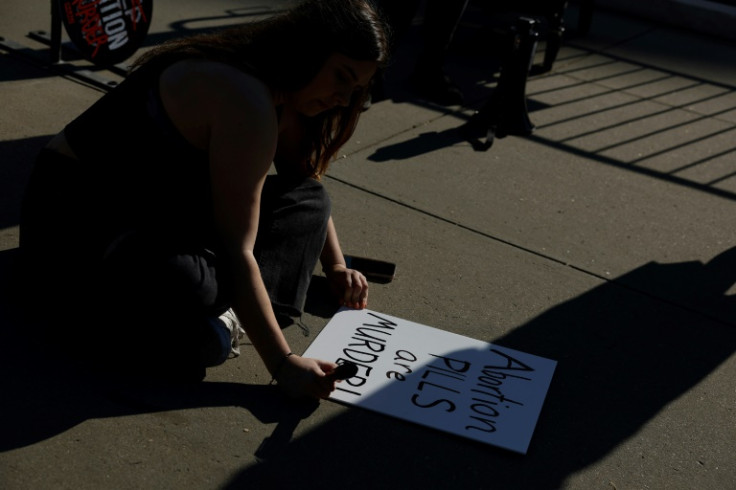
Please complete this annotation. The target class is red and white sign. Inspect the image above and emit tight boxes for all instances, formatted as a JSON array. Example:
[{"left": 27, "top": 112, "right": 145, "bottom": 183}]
[{"left": 59, "top": 0, "right": 152, "bottom": 66}]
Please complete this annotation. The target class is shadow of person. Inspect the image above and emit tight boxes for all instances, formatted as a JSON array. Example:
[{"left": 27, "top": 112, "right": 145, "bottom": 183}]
[
  {"left": 222, "top": 248, "right": 736, "bottom": 489},
  {"left": 365, "top": 93, "right": 551, "bottom": 160},
  {"left": 367, "top": 127, "right": 468, "bottom": 162},
  {"left": 0, "top": 248, "right": 317, "bottom": 453}
]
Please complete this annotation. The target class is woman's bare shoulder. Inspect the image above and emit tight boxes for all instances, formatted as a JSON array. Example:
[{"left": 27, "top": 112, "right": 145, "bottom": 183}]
[{"left": 158, "top": 59, "right": 277, "bottom": 149}]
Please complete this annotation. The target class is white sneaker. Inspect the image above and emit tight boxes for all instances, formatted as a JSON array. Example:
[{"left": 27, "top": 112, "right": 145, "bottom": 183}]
[
  {"left": 203, "top": 308, "right": 245, "bottom": 367},
  {"left": 219, "top": 308, "right": 245, "bottom": 358}
]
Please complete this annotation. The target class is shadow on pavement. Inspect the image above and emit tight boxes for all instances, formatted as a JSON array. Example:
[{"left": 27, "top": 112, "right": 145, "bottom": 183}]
[
  {"left": 0, "top": 247, "right": 320, "bottom": 454},
  {"left": 2, "top": 240, "right": 734, "bottom": 488},
  {"left": 368, "top": 127, "right": 468, "bottom": 163},
  {"left": 224, "top": 248, "right": 736, "bottom": 489}
]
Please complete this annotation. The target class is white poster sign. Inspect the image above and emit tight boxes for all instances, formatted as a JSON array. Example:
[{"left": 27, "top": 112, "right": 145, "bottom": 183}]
[{"left": 303, "top": 308, "right": 556, "bottom": 454}]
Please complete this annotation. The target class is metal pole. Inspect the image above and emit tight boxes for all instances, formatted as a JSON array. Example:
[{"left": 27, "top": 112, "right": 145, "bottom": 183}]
[{"left": 49, "top": 0, "right": 62, "bottom": 63}]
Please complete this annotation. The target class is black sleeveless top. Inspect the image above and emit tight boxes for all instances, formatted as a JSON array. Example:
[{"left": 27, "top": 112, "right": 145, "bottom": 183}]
[{"left": 64, "top": 63, "right": 212, "bottom": 237}]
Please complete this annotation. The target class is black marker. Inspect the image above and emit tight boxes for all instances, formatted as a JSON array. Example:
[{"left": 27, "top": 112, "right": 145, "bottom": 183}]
[{"left": 329, "top": 361, "right": 358, "bottom": 381}]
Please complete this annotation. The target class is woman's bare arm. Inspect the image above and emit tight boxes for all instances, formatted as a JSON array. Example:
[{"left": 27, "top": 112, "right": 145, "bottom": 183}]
[{"left": 160, "top": 60, "right": 337, "bottom": 397}]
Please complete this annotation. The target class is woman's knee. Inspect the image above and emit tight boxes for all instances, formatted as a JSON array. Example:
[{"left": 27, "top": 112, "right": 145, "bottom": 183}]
[
  {"left": 300, "top": 179, "right": 332, "bottom": 227},
  {"left": 102, "top": 233, "right": 228, "bottom": 311},
  {"left": 262, "top": 175, "right": 332, "bottom": 231}
]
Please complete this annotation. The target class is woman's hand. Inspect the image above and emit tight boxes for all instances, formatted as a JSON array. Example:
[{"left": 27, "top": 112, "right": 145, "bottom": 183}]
[
  {"left": 276, "top": 355, "right": 338, "bottom": 399},
  {"left": 324, "top": 264, "right": 369, "bottom": 309}
]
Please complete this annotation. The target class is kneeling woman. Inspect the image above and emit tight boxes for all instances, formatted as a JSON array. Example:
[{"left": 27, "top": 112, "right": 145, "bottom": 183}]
[{"left": 20, "top": 0, "right": 389, "bottom": 399}]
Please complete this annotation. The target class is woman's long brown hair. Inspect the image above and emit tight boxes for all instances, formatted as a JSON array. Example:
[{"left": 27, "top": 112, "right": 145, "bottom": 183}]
[{"left": 133, "top": 0, "right": 391, "bottom": 178}]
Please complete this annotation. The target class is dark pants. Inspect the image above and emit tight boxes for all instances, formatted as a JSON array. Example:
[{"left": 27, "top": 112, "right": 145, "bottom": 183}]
[{"left": 20, "top": 149, "right": 330, "bottom": 379}]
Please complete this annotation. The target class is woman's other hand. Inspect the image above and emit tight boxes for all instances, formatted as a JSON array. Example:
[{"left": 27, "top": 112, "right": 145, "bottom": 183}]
[{"left": 324, "top": 264, "right": 368, "bottom": 309}]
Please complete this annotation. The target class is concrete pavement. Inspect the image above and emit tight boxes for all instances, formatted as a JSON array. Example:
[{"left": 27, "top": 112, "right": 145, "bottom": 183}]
[{"left": 1, "top": 1, "right": 735, "bottom": 488}]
